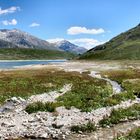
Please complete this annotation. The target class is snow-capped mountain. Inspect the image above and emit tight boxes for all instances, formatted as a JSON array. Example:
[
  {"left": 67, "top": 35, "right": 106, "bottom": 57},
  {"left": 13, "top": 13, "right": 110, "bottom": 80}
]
[
  {"left": 0, "top": 29, "right": 60, "bottom": 50},
  {"left": 52, "top": 40, "right": 87, "bottom": 54}
]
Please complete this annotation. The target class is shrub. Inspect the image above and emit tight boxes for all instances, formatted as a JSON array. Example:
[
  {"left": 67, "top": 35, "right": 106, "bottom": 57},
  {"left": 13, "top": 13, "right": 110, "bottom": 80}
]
[
  {"left": 71, "top": 121, "right": 96, "bottom": 133},
  {"left": 25, "top": 101, "right": 60, "bottom": 114}
]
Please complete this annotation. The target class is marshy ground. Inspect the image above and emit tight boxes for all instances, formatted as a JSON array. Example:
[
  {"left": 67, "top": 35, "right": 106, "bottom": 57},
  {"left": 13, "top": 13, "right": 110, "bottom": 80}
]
[{"left": 0, "top": 60, "right": 140, "bottom": 139}]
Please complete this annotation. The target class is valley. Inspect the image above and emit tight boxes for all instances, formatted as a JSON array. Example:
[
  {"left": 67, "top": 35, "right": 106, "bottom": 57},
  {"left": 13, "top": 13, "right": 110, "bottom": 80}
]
[
  {"left": 0, "top": 60, "right": 139, "bottom": 139},
  {"left": 1, "top": 1, "right": 140, "bottom": 140}
]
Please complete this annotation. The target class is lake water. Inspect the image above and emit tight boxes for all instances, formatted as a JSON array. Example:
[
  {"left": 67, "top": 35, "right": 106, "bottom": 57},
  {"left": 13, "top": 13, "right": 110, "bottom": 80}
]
[{"left": 0, "top": 60, "right": 67, "bottom": 69}]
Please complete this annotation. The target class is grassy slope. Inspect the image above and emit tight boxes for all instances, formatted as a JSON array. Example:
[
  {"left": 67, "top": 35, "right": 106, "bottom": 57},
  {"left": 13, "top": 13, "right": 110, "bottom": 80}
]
[
  {"left": 80, "top": 25, "right": 140, "bottom": 60},
  {"left": 0, "top": 48, "right": 75, "bottom": 60}
]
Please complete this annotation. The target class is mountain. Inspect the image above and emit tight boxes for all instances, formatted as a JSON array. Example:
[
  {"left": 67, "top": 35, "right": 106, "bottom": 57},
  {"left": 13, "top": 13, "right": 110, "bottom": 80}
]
[
  {"left": 52, "top": 40, "right": 87, "bottom": 54},
  {"left": 0, "top": 29, "right": 76, "bottom": 60},
  {"left": 0, "top": 29, "right": 60, "bottom": 50},
  {"left": 0, "top": 39, "right": 19, "bottom": 48},
  {"left": 79, "top": 24, "right": 140, "bottom": 60}
]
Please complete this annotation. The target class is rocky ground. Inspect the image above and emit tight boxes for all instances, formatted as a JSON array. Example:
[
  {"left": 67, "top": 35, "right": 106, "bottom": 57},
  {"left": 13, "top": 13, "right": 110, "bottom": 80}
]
[{"left": 0, "top": 61, "right": 140, "bottom": 139}]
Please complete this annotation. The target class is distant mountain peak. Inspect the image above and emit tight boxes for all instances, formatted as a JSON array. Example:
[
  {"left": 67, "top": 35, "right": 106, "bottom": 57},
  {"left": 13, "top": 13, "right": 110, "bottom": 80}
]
[{"left": 50, "top": 39, "right": 87, "bottom": 54}]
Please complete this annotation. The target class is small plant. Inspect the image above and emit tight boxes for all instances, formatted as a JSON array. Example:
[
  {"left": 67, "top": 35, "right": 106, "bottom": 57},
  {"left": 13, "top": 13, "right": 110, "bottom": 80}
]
[
  {"left": 25, "top": 101, "right": 59, "bottom": 114},
  {"left": 71, "top": 121, "right": 96, "bottom": 133}
]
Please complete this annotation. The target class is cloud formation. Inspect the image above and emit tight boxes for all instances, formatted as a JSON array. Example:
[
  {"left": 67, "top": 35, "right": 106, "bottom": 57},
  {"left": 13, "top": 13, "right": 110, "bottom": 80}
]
[
  {"left": 69, "top": 38, "right": 105, "bottom": 49},
  {"left": 29, "top": 22, "right": 40, "bottom": 27},
  {"left": 67, "top": 26, "right": 105, "bottom": 35},
  {"left": 2, "top": 19, "right": 17, "bottom": 25},
  {"left": 47, "top": 38, "right": 105, "bottom": 50},
  {"left": 47, "top": 38, "right": 65, "bottom": 43},
  {"left": 0, "top": 6, "right": 20, "bottom": 15}
]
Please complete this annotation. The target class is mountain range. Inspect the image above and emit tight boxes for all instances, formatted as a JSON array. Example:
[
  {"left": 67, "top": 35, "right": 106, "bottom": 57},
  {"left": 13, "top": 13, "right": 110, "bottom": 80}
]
[
  {"left": 80, "top": 24, "right": 140, "bottom": 60},
  {"left": 0, "top": 29, "right": 86, "bottom": 54}
]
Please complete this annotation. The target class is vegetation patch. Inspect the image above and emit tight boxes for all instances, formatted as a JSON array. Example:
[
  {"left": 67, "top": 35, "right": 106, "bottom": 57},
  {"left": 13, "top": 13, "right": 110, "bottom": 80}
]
[
  {"left": 0, "top": 68, "right": 137, "bottom": 112},
  {"left": 0, "top": 48, "right": 75, "bottom": 60},
  {"left": 25, "top": 101, "right": 61, "bottom": 113},
  {"left": 115, "top": 127, "right": 140, "bottom": 140},
  {"left": 57, "top": 80, "right": 113, "bottom": 112},
  {"left": 103, "top": 92, "right": 135, "bottom": 106},
  {"left": 71, "top": 121, "right": 96, "bottom": 133},
  {"left": 99, "top": 103, "right": 140, "bottom": 127},
  {"left": 101, "top": 69, "right": 140, "bottom": 98}
]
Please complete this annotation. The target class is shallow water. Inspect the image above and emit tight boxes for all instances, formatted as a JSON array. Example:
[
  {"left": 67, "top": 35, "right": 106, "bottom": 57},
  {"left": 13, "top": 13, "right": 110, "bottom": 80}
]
[
  {"left": 89, "top": 71, "right": 123, "bottom": 94},
  {"left": 0, "top": 60, "right": 67, "bottom": 69}
]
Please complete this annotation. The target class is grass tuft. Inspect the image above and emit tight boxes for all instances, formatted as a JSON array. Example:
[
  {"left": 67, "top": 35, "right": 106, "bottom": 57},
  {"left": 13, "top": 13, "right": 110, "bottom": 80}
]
[
  {"left": 25, "top": 101, "right": 61, "bottom": 114},
  {"left": 71, "top": 121, "right": 96, "bottom": 133}
]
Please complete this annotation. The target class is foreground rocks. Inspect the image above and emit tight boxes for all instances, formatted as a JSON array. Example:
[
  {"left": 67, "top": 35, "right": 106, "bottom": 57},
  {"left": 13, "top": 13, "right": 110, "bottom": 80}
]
[
  {"left": 0, "top": 90, "right": 140, "bottom": 140},
  {"left": 0, "top": 68, "right": 139, "bottom": 139},
  {"left": 67, "top": 120, "right": 140, "bottom": 140}
]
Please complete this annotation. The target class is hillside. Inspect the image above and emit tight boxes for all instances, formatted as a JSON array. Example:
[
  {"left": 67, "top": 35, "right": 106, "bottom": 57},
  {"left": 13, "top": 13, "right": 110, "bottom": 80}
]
[
  {"left": 79, "top": 24, "right": 140, "bottom": 60},
  {"left": 0, "top": 48, "right": 75, "bottom": 60}
]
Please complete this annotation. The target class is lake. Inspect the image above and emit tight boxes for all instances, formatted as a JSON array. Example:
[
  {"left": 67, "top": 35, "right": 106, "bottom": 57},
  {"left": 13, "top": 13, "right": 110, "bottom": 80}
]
[{"left": 0, "top": 60, "right": 67, "bottom": 69}]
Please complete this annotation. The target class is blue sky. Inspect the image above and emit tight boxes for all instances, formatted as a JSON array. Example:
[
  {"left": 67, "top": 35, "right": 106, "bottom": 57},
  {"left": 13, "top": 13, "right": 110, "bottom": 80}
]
[{"left": 0, "top": 0, "right": 140, "bottom": 49}]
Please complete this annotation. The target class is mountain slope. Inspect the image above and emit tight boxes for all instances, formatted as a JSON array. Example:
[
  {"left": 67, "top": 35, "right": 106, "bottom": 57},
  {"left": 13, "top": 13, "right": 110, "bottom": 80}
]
[
  {"left": 0, "top": 39, "right": 19, "bottom": 48},
  {"left": 0, "top": 48, "right": 75, "bottom": 60},
  {"left": 0, "top": 29, "right": 60, "bottom": 50},
  {"left": 79, "top": 24, "right": 140, "bottom": 60},
  {"left": 52, "top": 40, "right": 87, "bottom": 54}
]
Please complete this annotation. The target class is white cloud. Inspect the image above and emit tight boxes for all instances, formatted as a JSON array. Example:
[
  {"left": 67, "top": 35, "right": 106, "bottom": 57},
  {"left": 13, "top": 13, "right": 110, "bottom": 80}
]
[
  {"left": 2, "top": 19, "right": 17, "bottom": 25},
  {"left": 47, "top": 38, "right": 106, "bottom": 50},
  {"left": 29, "top": 22, "right": 40, "bottom": 27},
  {"left": 47, "top": 38, "right": 65, "bottom": 43},
  {"left": 67, "top": 26, "right": 105, "bottom": 35},
  {"left": 69, "top": 38, "right": 105, "bottom": 50},
  {"left": 0, "top": 6, "right": 20, "bottom": 15}
]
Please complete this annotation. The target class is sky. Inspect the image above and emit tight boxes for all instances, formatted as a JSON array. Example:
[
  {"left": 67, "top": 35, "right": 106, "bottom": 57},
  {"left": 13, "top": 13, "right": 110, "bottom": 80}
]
[{"left": 0, "top": 0, "right": 140, "bottom": 49}]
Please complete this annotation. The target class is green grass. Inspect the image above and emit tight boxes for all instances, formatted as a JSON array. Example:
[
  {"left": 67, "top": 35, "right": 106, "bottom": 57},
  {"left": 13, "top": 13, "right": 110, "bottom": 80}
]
[
  {"left": 0, "top": 48, "right": 75, "bottom": 60},
  {"left": 57, "top": 80, "right": 113, "bottom": 112},
  {"left": 0, "top": 68, "right": 137, "bottom": 112},
  {"left": 25, "top": 102, "right": 61, "bottom": 113},
  {"left": 103, "top": 92, "right": 135, "bottom": 106},
  {"left": 99, "top": 103, "right": 140, "bottom": 127},
  {"left": 0, "top": 69, "right": 65, "bottom": 104},
  {"left": 0, "top": 69, "right": 112, "bottom": 107},
  {"left": 71, "top": 121, "right": 96, "bottom": 133}
]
